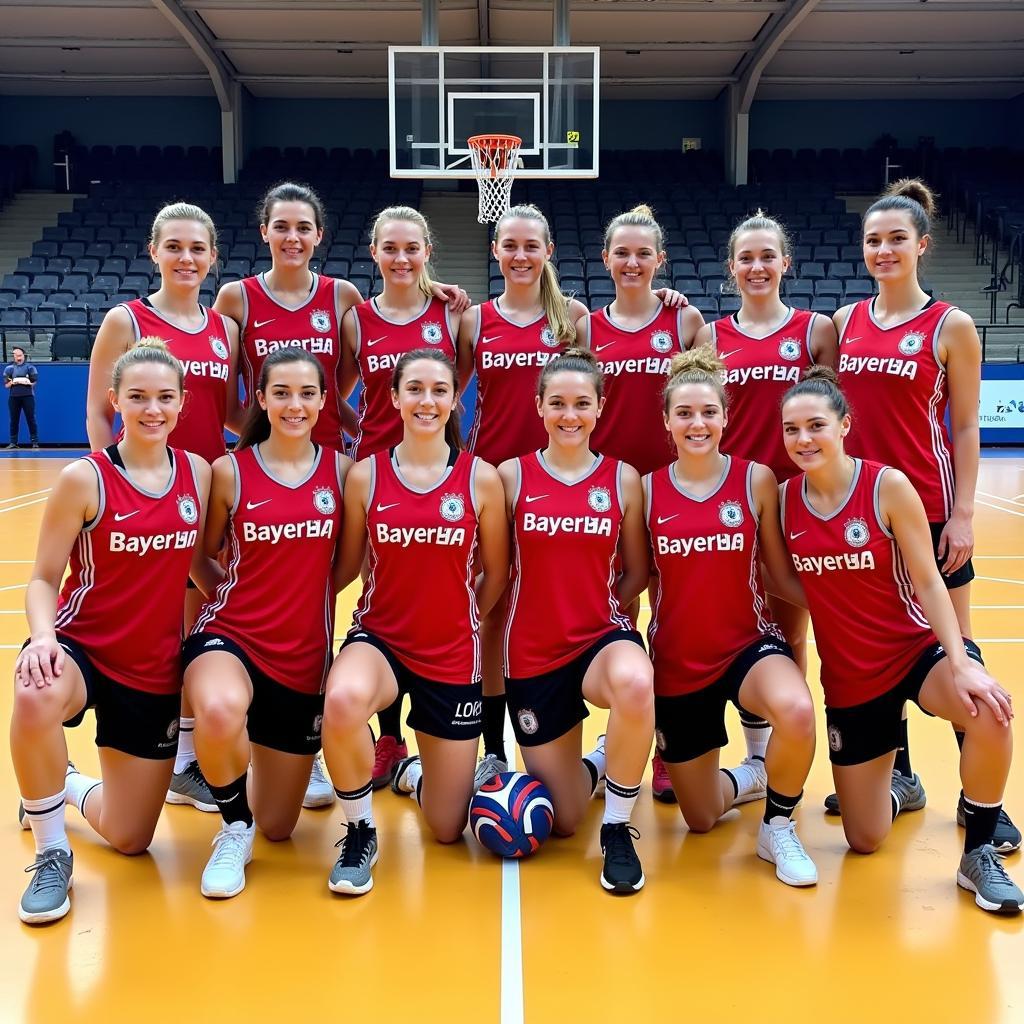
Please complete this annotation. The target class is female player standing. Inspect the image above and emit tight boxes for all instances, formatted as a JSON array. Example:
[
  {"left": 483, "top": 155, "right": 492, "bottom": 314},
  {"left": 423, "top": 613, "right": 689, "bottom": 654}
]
[
  {"left": 458, "top": 204, "right": 589, "bottom": 788},
  {"left": 183, "top": 348, "right": 349, "bottom": 898},
  {"left": 86, "top": 201, "right": 239, "bottom": 814},
  {"left": 829, "top": 179, "right": 1019, "bottom": 851},
  {"left": 646, "top": 347, "right": 817, "bottom": 886},
  {"left": 322, "top": 348, "right": 508, "bottom": 896},
  {"left": 12, "top": 341, "right": 209, "bottom": 924},
  {"left": 501, "top": 349, "right": 653, "bottom": 894},
  {"left": 781, "top": 367, "right": 1022, "bottom": 913},
  {"left": 338, "top": 205, "right": 466, "bottom": 789}
]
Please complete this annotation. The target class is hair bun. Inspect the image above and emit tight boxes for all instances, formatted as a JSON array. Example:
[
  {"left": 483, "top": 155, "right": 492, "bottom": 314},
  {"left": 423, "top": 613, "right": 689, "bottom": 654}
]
[
  {"left": 884, "top": 178, "right": 937, "bottom": 219},
  {"left": 668, "top": 345, "right": 723, "bottom": 377},
  {"left": 136, "top": 335, "right": 170, "bottom": 352},
  {"left": 801, "top": 364, "right": 839, "bottom": 385}
]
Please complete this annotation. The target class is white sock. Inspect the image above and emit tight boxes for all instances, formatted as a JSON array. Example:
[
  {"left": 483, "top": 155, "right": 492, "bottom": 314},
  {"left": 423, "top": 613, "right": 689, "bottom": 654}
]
[
  {"left": 64, "top": 767, "right": 102, "bottom": 818},
  {"left": 336, "top": 782, "right": 375, "bottom": 827},
  {"left": 602, "top": 777, "right": 640, "bottom": 825},
  {"left": 583, "top": 739, "right": 607, "bottom": 787},
  {"left": 741, "top": 720, "right": 771, "bottom": 761},
  {"left": 404, "top": 758, "right": 423, "bottom": 802},
  {"left": 23, "top": 790, "right": 70, "bottom": 854},
  {"left": 722, "top": 760, "right": 763, "bottom": 805},
  {"left": 174, "top": 716, "right": 197, "bottom": 774}
]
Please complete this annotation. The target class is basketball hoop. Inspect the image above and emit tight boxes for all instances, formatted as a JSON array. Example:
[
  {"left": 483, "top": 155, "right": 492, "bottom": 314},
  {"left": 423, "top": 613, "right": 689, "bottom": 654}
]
[{"left": 467, "top": 134, "right": 522, "bottom": 224}]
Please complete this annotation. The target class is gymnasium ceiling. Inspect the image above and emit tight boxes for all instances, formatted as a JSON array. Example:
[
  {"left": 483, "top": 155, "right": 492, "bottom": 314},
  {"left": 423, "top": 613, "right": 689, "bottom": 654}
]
[{"left": 0, "top": 0, "right": 1021, "bottom": 103}]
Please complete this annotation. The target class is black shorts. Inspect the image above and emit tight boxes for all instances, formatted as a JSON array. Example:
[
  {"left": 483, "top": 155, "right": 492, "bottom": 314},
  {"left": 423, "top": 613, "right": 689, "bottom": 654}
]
[
  {"left": 654, "top": 635, "right": 794, "bottom": 764},
  {"left": 929, "top": 521, "right": 975, "bottom": 590},
  {"left": 825, "top": 637, "right": 984, "bottom": 766},
  {"left": 340, "top": 631, "right": 482, "bottom": 741},
  {"left": 182, "top": 633, "right": 324, "bottom": 755},
  {"left": 505, "top": 629, "right": 646, "bottom": 747},
  {"left": 52, "top": 635, "right": 181, "bottom": 760}
]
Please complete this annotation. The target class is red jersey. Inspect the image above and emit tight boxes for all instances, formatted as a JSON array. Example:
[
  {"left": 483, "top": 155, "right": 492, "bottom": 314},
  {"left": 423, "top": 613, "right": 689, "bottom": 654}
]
[
  {"left": 55, "top": 447, "right": 201, "bottom": 695},
  {"left": 353, "top": 449, "right": 480, "bottom": 685},
  {"left": 589, "top": 304, "right": 683, "bottom": 476},
  {"left": 351, "top": 296, "right": 456, "bottom": 461},
  {"left": 713, "top": 307, "right": 817, "bottom": 482},
  {"left": 504, "top": 452, "right": 632, "bottom": 678},
  {"left": 647, "top": 457, "right": 780, "bottom": 696},
  {"left": 782, "top": 459, "right": 934, "bottom": 708},
  {"left": 468, "top": 300, "right": 561, "bottom": 465},
  {"left": 838, "top": 298, "right": 957, "bottom": 521},
  {"left": 239, "top": 274, "right": 345, "bottom": 449},
  {"left": 192, "top": 444, "right": 343, "bottom": 694},
  {"left": 122, "top": 298, "right": 232, "bottom": 465}
]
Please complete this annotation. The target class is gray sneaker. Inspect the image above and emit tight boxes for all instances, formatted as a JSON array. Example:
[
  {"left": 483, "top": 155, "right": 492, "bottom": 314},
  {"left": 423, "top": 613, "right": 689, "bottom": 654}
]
[
  {"left": 957, "top": 844, "right": 1024, "bottom": 914},
  {"left": 166, "top": 760, "right": 217, "bottom": 812},
  {"left": 328, "top": 821, "right": 378, "bottom": 896},
  {"left": 19, "top": 848, "right": 73, "bottom": 924},
  {"left": 474, "top": 753, "right": 508, "bottom": 792},
  {"left": 890, "top": 771, "right": 927, "bottom": 814}
]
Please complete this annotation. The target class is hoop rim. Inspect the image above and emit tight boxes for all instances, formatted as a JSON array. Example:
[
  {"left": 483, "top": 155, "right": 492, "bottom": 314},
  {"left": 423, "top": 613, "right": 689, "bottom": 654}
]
[{"left": 467, "top": 133, "right": 523, "bottom": 152}]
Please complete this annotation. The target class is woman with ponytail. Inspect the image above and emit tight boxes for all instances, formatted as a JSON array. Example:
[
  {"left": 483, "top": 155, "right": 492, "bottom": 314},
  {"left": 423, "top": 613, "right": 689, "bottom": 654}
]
[
  {"left": 458, "top": 204, "right": 590, "bottom": 788},
  {"left": 780, "top": 367, "right": 1021, "bottom": 913},
  {"left": 645, "top": 347, "right": 818, "bottom": 887},
  {"left": 825, "top": 179, "right": 1019, "bottom": 850},
  {"left": 499, "top": 349, "right": 653, "bottom": 894},
  {"left": 183, "top": 347, "right": 350, "bottom": 900},
  {"left": 321, "top": 348, "right": 508, "bottom": 897}
]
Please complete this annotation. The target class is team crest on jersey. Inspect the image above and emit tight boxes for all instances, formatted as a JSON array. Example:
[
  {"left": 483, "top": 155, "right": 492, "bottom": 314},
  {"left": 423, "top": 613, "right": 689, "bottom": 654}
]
[
  {"left": 421, "top": 321, "right": 444, "bottom": 345},
  {"left": 828, "top": 724, "right": 842, "bottom": 753},
  {"left": 439, "top": 493, "right": 465, "bottom": 522},
  {"left": 898, "top": 331, "right": 925, "bottom": 356},
  {"left": 719, "top": 501, "right": 744, "bottom": 528},
  {"left": 655, "top": 728, "right": 667, "bottom": 752},
  {"left": 844, "top": 517, "right": 869, "bottom": 548},
  {"left": 313, "top": 487, "right": 336, "bottom": 516},
  {"left": 650, "top": 330, "right": 674, "bottom": 354},
  {"left": 778, "top": 338, "right": 802, "bottom": 361},
  {"left": 588, "top": 486, "right": 612, "bottom": 513},
  {"left": 166, "top": 718, "right": 180, "bottom": 741},
  {"left": 539, "top": 325, "right": 558, "bottom": 348},
  {"left": 209, "top": 336, "right": 228, "bottom": 360},
  {"left": 177, "top": 495, "right": 199, "bottom": 525},
  {"left": 518, "top": 708, "right": 539, "bottom": 735},
  {"left": 310, "top": 309, "right": 331, "bottom": 333}
]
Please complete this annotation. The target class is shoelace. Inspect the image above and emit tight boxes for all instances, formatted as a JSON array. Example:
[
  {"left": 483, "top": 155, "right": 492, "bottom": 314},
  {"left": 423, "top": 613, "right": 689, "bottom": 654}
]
[
  {"left": 183, "top": 760, "right": 206, "bottom": 785},
  {"left": 335, "top": 823, "right": 373, "bottom": 867},
  {"left": 208, "top": 827, "right": 249, "bottom": 869},
  {"left": 310, "top": 757, "right": 330, "bottom": 786},
  {"left": 604, "top": 824, "right": 641, "bottom": 866},
  {"left": 24, "top": 851, "right": 68, "bottom": 894},
  {"left": 975, "top": 847, "right": 1016, "bottom": 886},
  {"left": 771, "top": 823, "right": 808, "bottom": 861}
]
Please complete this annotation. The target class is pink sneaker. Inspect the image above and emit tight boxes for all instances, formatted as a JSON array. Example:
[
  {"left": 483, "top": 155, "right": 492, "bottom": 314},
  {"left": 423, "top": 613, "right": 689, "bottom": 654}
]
[
  {"left": 651, "top": 753, "right": 675, "bottom": 804},
  {"left": 372, "top": 736, "right": 408, "bottom": 790}
]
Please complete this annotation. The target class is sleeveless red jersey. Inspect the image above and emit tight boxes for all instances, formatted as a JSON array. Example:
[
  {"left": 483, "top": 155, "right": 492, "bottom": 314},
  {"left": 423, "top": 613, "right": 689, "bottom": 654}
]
[
  {"left": 838, "top": 298, "right": 957, "bottom": 521},
  {"left": 239, "top": 274, "right": 345, "bottom": 449},
  {"left": 55, "top": 447, "right": 201, "bottom": 695},
  {"left": 353, "top": 449, "right": 480, "bottom": 684},
  {"left": 713, "top": 307, "right": 816, "bottom": 482},
  {"left": 351, "top": 296, "right": 456, "bottom": 461},
  {"left": 589, "top": 304, "right": 682, "bottom": 476},
  {"left": 192, "top": 444, "right": 342, "bottom": 694},
  {"left": 468, "top": 300, "right": 561, "bottom": 465},
  {"left": 504, "top": 452, "right": 633, "bottom": 678},
  {"left": 782, "top": 459, "right": 935, "bottom": 708},
  {"left": 122, "top": 298, "right": 232, "bottom": 465},
  {"left": 647, "top": 456, "right": 781, "bottom": 697}
]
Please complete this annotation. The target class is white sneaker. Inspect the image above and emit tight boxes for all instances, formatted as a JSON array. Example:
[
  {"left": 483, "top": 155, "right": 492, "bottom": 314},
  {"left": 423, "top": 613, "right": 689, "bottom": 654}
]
[
  {"left": 757, "top": 819, "right": 818, "bottom": 887},
  {"left": 728, "top": 756, "right": 768, "bottom": 806},
  {"left": 303, "top": 754, "right": 335, "bottom": 809},
  {"left": 201, "top": 820, "right": 255, "bottom": 899},
  {"left": 586, "top": 733, "right": 607, "bottom": 796},
  {"left": 474, "top": 753, "right": 508, "bottom": 792}
]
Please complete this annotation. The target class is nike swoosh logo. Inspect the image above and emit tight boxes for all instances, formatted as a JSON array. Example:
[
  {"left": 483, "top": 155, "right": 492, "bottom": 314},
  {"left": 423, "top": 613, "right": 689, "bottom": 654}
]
[
  {"left": 375, "top": 502, "right": 399, "bottom": 512},
  {"left": 656, "top": 514, "right": 678, "bottom": 525},
  {"left": 844, "top": 337, "right": 861, "bottom": 345},
  {"left": 718, "top": 349, "right": 742, "bottom": 360},
  {"left": 113, "top": 510, "right": 139, "bottom": 521},
  {"left": 789, "top": 531, "right": 807, "bottom": 541},
  {"left": 524, "top": 495, "right": 548, "bottom": 504},
  {"left": 366, "top": 336, "right": 388, "bottom": 347},
  {"left": 594, "top": 343, "right": 615, "bottom": 353},
  {"left": 246, "top": 499, "right": 272, "bottom": 510},
  {"left": 480, "top": 335, "right": 501, "bottom": 345},
  {"left": 253, "top": 318, "right": 275, "bottom": 329}
]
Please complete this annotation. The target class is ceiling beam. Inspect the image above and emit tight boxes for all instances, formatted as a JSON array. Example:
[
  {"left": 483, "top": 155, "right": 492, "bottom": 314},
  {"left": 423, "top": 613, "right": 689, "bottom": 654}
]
[
  {"left": 820, "top": 0, "right": 1023, "bottom": 10},
  {"left": 478, "top": 0, "right": 489, "bottom": 46},
  {"left": 784, "top": 39, "right": 1024, "bottom": 52},
  {"left": 3, "top": 37, "right": 187, "bottom": 48},
  {"left": 151, "top": 0, "right": 235, "bottom": 109}
]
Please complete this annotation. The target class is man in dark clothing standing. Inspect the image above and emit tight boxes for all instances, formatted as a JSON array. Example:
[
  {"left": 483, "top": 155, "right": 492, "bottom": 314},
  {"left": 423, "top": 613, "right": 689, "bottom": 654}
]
[{"left": 4, "top": 347, "right": 39, "bottom": 449}]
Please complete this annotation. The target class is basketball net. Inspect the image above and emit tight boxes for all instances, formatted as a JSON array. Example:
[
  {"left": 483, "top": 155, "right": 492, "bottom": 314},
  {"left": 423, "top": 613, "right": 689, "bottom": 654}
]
[{"left": 467, "top": 134, "right": 522, "bottom": 224}]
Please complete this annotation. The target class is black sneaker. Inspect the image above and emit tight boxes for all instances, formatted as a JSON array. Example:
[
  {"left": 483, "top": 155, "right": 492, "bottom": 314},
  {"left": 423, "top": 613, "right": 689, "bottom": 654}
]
[
  {"left": 328, "top": 821, "right": 379, "bottom": 896},
  {"left": 823, "top": 791, "right": 841, "bottom": 815},
  {"left": 957, "top": 794, "right": 1022, "bottom": 855},
  {"left": 599, "top": 823, "right": 644, "bottom": 894},
  {"left": 4, "top": 443, "right": 17, "bottom": 450}
]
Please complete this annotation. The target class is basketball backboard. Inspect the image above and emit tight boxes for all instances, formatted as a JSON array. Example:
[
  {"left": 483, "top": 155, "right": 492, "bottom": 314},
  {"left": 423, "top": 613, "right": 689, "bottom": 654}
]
[{"left": 388, "top": 46, "right": 600, "bottom": 179}]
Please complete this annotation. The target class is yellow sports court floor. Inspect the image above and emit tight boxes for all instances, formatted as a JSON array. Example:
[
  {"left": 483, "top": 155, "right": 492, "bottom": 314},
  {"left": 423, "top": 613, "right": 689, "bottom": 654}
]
[{"left": 0, "top": 452, "right": 1021, "bottom": 1023}]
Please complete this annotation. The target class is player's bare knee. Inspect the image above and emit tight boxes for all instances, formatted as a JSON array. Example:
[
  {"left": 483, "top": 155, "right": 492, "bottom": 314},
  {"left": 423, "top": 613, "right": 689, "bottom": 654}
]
[
  {"left": 322, "top": 685, "right": 368, "bottom": 735},
  {"left": 610, "top": 669, "right": 654, "bottom": 718},
  {"left": 429, "top": 814, "right": 468, "bottom": 844},
  {"left": 259, "top": 818, "right": 296, "bottom": 843},
  {"left": 773, "top": 695, "right": 816, "bottom": 744},
  {"left": 107, "top": 826, "right": 155, "bottom": 856},
  {"left": 11, "top": 683, "right": 65, "bottom": 732},
  {"left": 844, "top": 823, "right": 886, "bottom": 855},
  {"left": 682, "top": 806, "right": 718, "bottom": 834},
  {"left": 196, "top": 695, "right": 247, "bottom": 743}
]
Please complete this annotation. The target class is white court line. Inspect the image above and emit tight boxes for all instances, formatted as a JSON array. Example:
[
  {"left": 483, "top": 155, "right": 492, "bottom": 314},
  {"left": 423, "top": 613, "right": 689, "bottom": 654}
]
[
  {"left": 807, "top": 638, "right": 1023, "bottom": 645},
  {"left": 0, "top": 583, "right": 27, "bottom": 592},
  {"left": 976, "top": 498, "right": 1024, "bottom": 519},
  {"left": 974, "top": 556, "right": 1024, "bottom": 560},
  {"left": 0, "top": 560, "right": 33, "bottom": 564},
  {"left": 501, "top": 713, "right": 524, "bottom": 1024},
  {"left": 978, "top": 490, "right": 1024, "bottom": 507},
  {"left": 0, "top": 488, "right": 51, "bottom": 505},
  {"left": 975, "top": 576, "right": 1024, "bottom": 587},
  {"left": 0, "top": 497, "right": 49, "bottom": 515},
  {"left": 972, "top": 605, "right": 1024, "bottom": 609}
]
